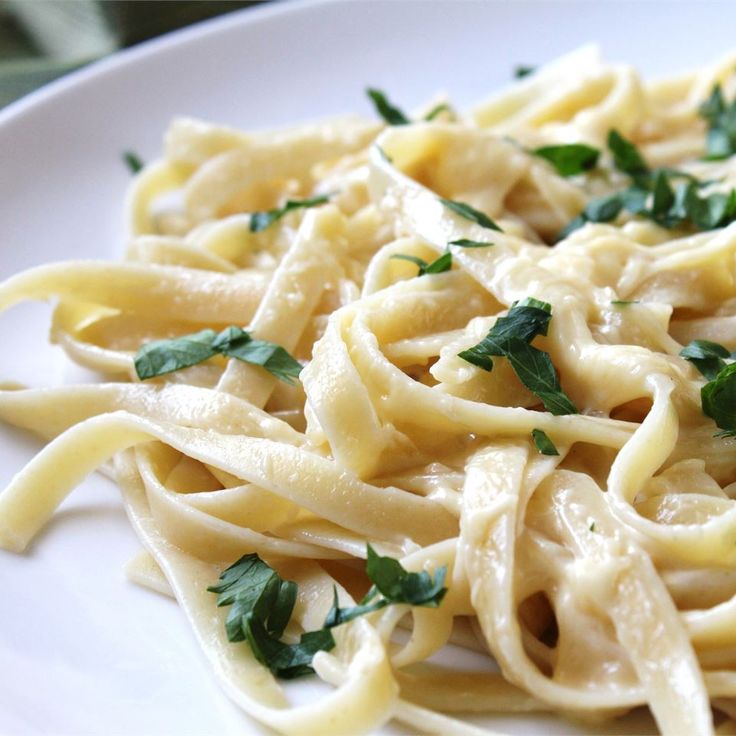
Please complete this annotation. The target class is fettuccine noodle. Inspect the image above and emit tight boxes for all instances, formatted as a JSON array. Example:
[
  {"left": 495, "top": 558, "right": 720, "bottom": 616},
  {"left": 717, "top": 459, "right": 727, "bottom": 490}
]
[{"left": 4, "top": 45, "right": 736, "bottom": 735}]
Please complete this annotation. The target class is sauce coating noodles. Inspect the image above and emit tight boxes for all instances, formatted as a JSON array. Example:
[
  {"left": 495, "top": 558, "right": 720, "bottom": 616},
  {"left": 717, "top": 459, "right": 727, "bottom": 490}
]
[{"left": 4, "top": 46, "right": 736, "bottom": 735}]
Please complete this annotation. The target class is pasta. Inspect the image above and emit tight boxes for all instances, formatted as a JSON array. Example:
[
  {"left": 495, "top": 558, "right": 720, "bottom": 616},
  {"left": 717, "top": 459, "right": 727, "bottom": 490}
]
[{"left": 4, "top": 45, "right": 736, "bottom": 735}]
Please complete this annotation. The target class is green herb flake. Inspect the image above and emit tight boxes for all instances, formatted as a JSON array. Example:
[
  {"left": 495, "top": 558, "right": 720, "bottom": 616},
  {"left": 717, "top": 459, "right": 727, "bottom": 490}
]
[
  {"left": 390, "top": 251, "right": 452, "bottom": 276},
  {"left": 457, "top": 299, "right": 552, "bottom": 372},
  {"left": 134, "top": 326, "right": 302, "bottom": 383},
  {"left": 504, "top": 338, "right": 578, "bottom": 415},
  {"left": 514, "top": 65, "right": 536, "bottom": 79},
  {"left": 586, "top": 193, "right": 624, "bottom": 223},
  {"left": 325, "top": 545, "right": 447, "bottom": 629},
  {"left": 531, "top": 428, "right": 559, "bottom": 456},
  {"left": 208, "top": 554, "right": 335, "bottom": 679},
  {"left": 376, "top": 146, "right": 393, "bottom": 164},
  {"left": 589, "top": 522, "right": 596, "bottom": 532},
  {"left": 249, "top": 195, "right": 331, "bottom": 233},
  {"left": 245, "top": 619, "right": 335, "bottom": 680},
  {"left": 366, "top": 88, "right": 410, "bottom": 126},
  {"left": 532, "top": 143, "right": 600, "bottom": 177},
  {"left": 701, "top": 362, "right": 736, "bottom": 436},
  {"left": 212, "top": 326, "right": 303, "bottom": 384},
  {"left": 439, "top": 198, "right": 502, "bottom": 231},
  {"left": 611, "top": 300, "right": 639, "bottom": 306},
  {"left": 208, "top": 553, "right": 297, "bottom": 642},
  {"left": 556, "top": 193, "right": 623, "bottom": 241},
  {"left": 122, "top": 150, "right": 144, "bottom": 174},
  {"left": 424, "top": 103, "right": 452, "bottom": 121},
  {"left": 698, "top": 84, "right": 736, "bottom": 161},
  {"left": 457, "top": 300, "right": 577, "bottom": 415},
  {"left": 680, "top": 339, "right": 732, "bottom": 381},
  {"left": 448, "top": 238, "right": 494, "bottom": 248},
  {"left": 134, "top": 329, "right": 218, "bottom": 379},
  {"left": 651, "top": 170, "right": 675, "bottom": 219},
  {"left": 607, "top": 129, "right": 649, "bottom": 179}
]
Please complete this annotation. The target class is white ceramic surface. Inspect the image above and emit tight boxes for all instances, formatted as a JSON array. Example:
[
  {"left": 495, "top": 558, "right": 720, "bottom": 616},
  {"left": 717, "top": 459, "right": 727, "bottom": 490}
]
[{"left": 2, "top": 1, "right": 735, "bottom": 733}]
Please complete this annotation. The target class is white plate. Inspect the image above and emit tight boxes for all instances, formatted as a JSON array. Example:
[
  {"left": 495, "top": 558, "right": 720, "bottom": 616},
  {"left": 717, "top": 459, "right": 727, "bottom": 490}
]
[{"left": 1, "top": 1, "right": 735, "bottom": 733}]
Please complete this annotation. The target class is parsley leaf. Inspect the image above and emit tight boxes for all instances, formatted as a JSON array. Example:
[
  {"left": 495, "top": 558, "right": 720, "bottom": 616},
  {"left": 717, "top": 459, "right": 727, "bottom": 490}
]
[
  {"left": 390, "top": 252, "right": 453, "bottom": 276},
  {"left": 325, "top": 545, "right": 447, "bottom": 628},
  {"left": 701, "top": 362, "right": 736, "bottom": 435},
  {"left": 533, "top": 143, "right": 600, "bottom": 177},
  {"left": 211, "top": 326, "right": 303, "bottom": 384},
  {"left": 208, "top": 554, "right": 335, "bottom": 679},
  {"left": 699, "top": 84, "right": 736, "bottom": 160},
  {"left": 458, "top": 298, "right": 552, "bottom": 371},
  {"left": 651, "top": 170, "right": 675, "bottom": 219},
  {"left": 504, "top": 338, "right": 578, "bottom": 415},
  {"left": 424, "top": 103, "right": 452, "bottom": 121},
  {"left": 458, "top": 299, "right": 577, "bottom": 415},
  {"left": 134, "top": 329, "right": 218, "bottom": 379},
  {"left": 249, "top": 195, "right": 331, "bottom": 233},
  {"left": 457, "top": 298, "right": 551, "bottom": 369},
  {"left": 514, "top": 65, "right": 535, "bottom": 79},
  {"left": 245, "top": 619, "right": 335, "bottom": 680},
  {"left": 439, "top": 198, "right": 502, "bottom": 231},
  {"left": 323, "top": 585, "right": 387, "bottom": 627},
  {"left": 366, "top": 88, "right": 410, "bottom": 125},
  {"left": 390, "top": 239, "right": 492, "bottom": 277},
  {"left": 448, "top": 238, "right": 494, "bottom": 248},
  {"left": 611, "top": 299, "right": 639, "bottom": 306},
  {"left": 680, "top": 339, "right": 732, "bottom": 380},
  {"left": 366, "top": 544, "right": 446, "bottom": 604},
  {"left": 122, "top": 150, "right": 144, "bottom": 174},
  {"left": 556, "top": 193, "right": 624, "bottom": 241},
  {"left": 207, "top": 554, "right": 298, "bottom": 642},
  {"left": 134, "top": 326, "right": 302, "bottom": 383},
  {"left": 531, "top": 428, "right": 559, "bottom": 456},
  {"left": 608, "top": 129, "right": 649, "bottom": 179}
]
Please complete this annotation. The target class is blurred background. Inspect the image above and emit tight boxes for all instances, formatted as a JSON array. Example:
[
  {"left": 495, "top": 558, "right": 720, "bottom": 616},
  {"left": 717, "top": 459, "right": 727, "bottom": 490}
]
[{"left": 0, "top": 0, "right": 263, "bottom": 107}]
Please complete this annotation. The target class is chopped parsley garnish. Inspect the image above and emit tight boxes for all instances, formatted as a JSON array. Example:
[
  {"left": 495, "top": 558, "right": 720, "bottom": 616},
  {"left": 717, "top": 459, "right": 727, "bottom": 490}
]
[
  {"left": 699, "top": 84, "right": 736, "bottom": 160},
  {"left": 424, "top": 103, "right": 452, "bottom": 121},
  {"left": 390, "top": 252, "right": 453, "bottom": 276},
  {"left": 531, "top": 428, "right": 559, "bottom": 455},
  {"left": 376, "top": 145, "right": 393, "bottom": 164},
  {"left": 608, "top": 129, "right": 649, "bottom": 180},
  {"left": 366, "top": 88, "right": 410, "bottom": 125},
  {"left": 134, "top": 326, "right": 302, "bottom": 383},
  {"left": 532, "top": 143, "right": 600, "bottom": 177},
  {"left": 680, "top": 339, "right": 733, "bottom": 381},
  {"left": 210, "top": 547, "right": 447, "bottom": 679},
  {"left": 325, "top": 545, "right": 447, "bottom": 627},
  {"left": 611, "top": 300, "right": 639, "bottom": 306},
  {"left": 390, "top": 239, "right": 493, "bottom": 277},
  {"left": 701, "top": 362, "right": 736, "bottom": 437},
  {"left": 556, "top": 193, "right": 624, "bottom": 240},
  {"left": 589, "top": 522, "right": 596, "bottom": 532},
  {"left": 208, "top": 554, "right": 334, "bottom": 679},
  {"left": 514, "top": 65, "right": 535, "bottom": 79},
  {"left": 458, "top": 298, "right": 578, "bottom": 415},
  {"left": 122, "top": 150, "right": 144, "bottom": 174},
  {"left": 439, "top": 198, "right": 502, "bottom": 231},
  {"left": 458, "top": 297, "right": 552, "bottom": 371},
  {"left": 447, "top": 238, "right": 495, "bottom": 248},
  {"left": 249, "top": 195, "right": 331, "bottom": 232},
  {"left": 504, "top": 338, "right": 578, "bottom": 415},
  {"left": 558, "top": 128, "right": 736, "bottom": 239}
]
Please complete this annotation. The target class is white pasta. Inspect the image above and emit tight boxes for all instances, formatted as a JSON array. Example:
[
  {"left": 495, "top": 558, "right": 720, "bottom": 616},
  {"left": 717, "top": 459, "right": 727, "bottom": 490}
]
[{"left": 4, "top": 46, "right": 736, "bottom": 735}]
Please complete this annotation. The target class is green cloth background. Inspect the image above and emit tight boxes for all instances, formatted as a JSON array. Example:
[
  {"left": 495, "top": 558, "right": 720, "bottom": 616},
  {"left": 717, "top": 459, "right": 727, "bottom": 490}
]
[{"left": 0, "top": 1, "right": 260, "bottom": 108}]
